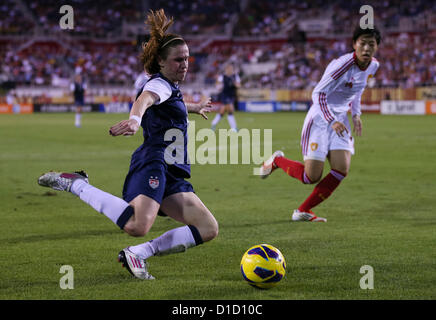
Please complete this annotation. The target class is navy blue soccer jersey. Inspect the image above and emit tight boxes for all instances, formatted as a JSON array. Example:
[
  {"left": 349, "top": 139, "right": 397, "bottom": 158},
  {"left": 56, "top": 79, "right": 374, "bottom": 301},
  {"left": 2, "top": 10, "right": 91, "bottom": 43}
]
[
  {"left": 221, "top": 74, "right": 238, "bottom": 98},
  {"left": 130, "top": 73, "right": 190, "bottom": 178}
]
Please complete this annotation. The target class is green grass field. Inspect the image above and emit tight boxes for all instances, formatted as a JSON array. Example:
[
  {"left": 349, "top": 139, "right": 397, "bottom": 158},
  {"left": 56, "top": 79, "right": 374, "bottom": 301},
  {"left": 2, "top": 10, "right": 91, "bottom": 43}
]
[{"left": 0, "top": 112, "right": 435, "bottom": 300}]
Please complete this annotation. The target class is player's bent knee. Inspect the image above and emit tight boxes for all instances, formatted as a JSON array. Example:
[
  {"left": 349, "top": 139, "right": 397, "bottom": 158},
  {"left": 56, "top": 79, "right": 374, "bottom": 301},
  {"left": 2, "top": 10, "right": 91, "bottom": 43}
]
[
  {"left": 304, "top": 160, "right": 324, "bottom": 183},
  {"left": 199, "top": 219, "right": 219, "bottom": 243},
  {"left": 123, "top": 224, "right": 141, "bottom": 237},
  {"left": 306, "top": 171, "right": 322, "bottom": 183},
  {"left": 208, "top": 220, "right": 219, "bottom": 241},
  {"left": 123, "top": 223, "right": 148, "bottom": 237},
  {"left": 332, "top": 166, "right": 349, "bottom": 176},
  {"left": 123, "top": 213, "right": 155, "bottom": 237}
]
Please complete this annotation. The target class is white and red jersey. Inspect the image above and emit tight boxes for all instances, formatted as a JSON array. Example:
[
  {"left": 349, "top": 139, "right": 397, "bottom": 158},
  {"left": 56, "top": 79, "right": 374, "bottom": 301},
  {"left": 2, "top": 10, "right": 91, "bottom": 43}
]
[{"left": 311, "top": 51, "right": 379, "bottom": 124}]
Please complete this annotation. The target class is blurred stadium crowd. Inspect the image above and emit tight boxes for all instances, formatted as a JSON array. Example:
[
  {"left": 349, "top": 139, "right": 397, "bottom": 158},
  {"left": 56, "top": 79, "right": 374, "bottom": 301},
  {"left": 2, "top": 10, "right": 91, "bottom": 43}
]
[{"left": 0, "top": 0, "right": 435, "bottom": 99}]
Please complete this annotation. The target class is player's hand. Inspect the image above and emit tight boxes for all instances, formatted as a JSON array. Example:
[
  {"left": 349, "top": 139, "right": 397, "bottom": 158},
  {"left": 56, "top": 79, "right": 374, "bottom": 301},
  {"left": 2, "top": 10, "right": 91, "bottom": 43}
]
[
  {"left": 332, "top": 121, "right": 349, "bottom": 137},
  {"left": 352, "top": 115, "right": 362, "bottom": 136},
  {"left": 196, "top": 97, "right": 212, "bottom": 120},
  {"left": 109, "top": 119, "right": 139, "bottom": 136}
]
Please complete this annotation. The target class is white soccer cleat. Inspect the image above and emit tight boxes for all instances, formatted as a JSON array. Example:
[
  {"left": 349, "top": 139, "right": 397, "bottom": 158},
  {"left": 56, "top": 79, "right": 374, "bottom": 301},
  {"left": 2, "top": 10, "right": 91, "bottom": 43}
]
[
  {"left": 118, "top": 247, "right": 155, "bottom": 280},
  {"left": 37, "top": 171, "right": 89, "bottom": 192},
  {"left": 259, "top": 150, "right": 284, "bottom": 179},
  {"left": 292, "top": 209, "right": 327, "bottom": 222}
]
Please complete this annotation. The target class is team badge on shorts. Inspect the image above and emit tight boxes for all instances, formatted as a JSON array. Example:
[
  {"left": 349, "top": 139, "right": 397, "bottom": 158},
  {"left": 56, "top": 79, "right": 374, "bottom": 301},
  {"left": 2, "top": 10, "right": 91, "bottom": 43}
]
[
  {"left": 148, "top": 176, "right": 159, "bottom": 189},
  {"left": 310, "top": 142, "right": 318, "bottom": 151}
]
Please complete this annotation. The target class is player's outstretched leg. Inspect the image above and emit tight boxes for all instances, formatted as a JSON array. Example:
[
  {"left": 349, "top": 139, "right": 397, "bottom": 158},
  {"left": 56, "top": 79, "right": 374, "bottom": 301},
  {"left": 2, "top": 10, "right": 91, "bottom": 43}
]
[
  {"left": 38, "top": 170, "right": 136, "bottom": 230},
  {"left": 118, "top": 247, "right": 155, "bottom": 280}
]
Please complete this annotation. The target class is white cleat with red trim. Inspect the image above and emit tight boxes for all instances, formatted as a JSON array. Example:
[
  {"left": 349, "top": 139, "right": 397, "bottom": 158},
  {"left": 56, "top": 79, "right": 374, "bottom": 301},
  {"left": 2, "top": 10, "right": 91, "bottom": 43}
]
[
  {"left": 292, "top": 209, "right": 327, "bottom": 222},
  {"left": 37, "top": 170, "right": 88, "bottom": 192},
  {"left": 259, "top": 150, "right": 284, "bottom": 179},
  {"left": 118, "top": 247, "right": 155, "bottom": 280}
]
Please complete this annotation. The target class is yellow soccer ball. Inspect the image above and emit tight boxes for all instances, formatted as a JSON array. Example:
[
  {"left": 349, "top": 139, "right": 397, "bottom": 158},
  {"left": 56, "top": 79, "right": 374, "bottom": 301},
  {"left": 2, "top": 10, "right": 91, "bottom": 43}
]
[{"left": 240, "top": 244, "right": 286, "bottom": 289}]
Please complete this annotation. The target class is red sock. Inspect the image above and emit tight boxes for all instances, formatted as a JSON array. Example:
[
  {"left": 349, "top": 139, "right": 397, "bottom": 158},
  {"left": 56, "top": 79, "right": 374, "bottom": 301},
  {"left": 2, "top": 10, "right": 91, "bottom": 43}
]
[
  {"left": 298, "top": 169, "right": 346, "bottom": 212},
  {"left": 274, "top": 156, "right": 312, "bottom": 184}
]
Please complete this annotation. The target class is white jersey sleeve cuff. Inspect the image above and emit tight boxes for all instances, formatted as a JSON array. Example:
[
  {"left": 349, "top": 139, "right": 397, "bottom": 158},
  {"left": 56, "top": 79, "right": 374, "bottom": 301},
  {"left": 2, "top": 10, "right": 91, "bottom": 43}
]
[{"left": 142, "top": 78, "right": 172, "bottom": 105}]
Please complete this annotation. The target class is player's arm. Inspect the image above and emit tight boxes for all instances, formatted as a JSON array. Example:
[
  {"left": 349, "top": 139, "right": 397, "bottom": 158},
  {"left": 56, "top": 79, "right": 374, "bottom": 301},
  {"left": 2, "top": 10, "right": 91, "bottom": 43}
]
[
  {"left": 186, "top": 96, "right": 212, "bottom": 120},
  {"left": 233, "top": 73, "right": 241, "bottom": 89},
  {"left": 110, "top": 78, "right": 171, "bottom": 136},
  {"left": 215, "top": 75, "right": 224, "bottom": 92},
  {"left": 313, "top": 79, "right": 349, "bottom": 137},
  {"left": 312, "top": 75, "right": 341, "bottom": 124},
  {"left": 351, "top": 62, "right": 379, "bottom": 137},
  {"left": 312, "top": 57, "right": 352, "bottom": 136},
  {"left": 109, "top": 90, "right": 158, "bottom": 136},
  {"left": 351, "top": 90, "right": 364, "bottom": 136}
]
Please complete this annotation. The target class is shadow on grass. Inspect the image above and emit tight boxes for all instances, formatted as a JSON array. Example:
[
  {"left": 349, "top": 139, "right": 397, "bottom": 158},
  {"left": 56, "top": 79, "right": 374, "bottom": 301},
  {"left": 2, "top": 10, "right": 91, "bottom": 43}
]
[
  {"left": 1, "top": 229, "right": 122, "bottom": 245},
  {"left": 218, "top": 219, "right": 292, "bottom": 230}
]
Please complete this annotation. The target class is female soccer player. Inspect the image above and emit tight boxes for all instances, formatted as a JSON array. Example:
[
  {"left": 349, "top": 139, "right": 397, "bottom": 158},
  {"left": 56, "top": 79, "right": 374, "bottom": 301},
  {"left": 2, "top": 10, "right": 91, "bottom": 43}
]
[
  {"left": 210, "top": 64, "right": 240, "bottom": 132},
  {"left": 259, "top": 26, "right": 381, "bottom": 222},
  {"left": 38, "top": 9, "right": 218, "bottom": 279}
]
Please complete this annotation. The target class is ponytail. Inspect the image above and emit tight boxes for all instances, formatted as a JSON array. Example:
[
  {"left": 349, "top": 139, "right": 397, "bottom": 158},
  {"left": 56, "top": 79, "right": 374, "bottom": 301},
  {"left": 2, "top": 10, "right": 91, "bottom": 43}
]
[{"left": 140, "top": 9, "right": 185, "bottom": 74}]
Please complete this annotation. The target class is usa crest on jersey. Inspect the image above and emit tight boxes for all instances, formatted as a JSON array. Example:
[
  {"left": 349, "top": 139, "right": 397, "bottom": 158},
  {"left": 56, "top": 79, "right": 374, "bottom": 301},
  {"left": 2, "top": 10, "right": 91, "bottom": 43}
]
[{"left": 148, "top": 176, "right": 159, "bottom": 189}]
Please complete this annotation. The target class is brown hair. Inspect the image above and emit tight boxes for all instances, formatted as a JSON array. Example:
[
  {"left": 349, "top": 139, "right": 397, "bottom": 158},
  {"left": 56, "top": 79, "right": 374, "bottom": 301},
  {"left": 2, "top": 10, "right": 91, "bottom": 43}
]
[{"left": 140, "top": 9, "right": 186, "bottom": 74}]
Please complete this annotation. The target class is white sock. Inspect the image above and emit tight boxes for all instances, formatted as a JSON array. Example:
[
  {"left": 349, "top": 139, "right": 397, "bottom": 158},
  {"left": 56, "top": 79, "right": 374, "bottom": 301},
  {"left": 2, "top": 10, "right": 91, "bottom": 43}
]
[
  {"left": 75, "top": 113, "right": 81, "bottom": 127},
  {"left": 71, "top": 179, "right": 131, "bottom": 228},
  {"left": 227, "top": 114, "right": 237, "bottom": 130},
  {"left": 129, "top": 225, "right": 199, "bottom": 259},
  {"left": 211, "top": 114, "right": 222, "bottom": 127}
]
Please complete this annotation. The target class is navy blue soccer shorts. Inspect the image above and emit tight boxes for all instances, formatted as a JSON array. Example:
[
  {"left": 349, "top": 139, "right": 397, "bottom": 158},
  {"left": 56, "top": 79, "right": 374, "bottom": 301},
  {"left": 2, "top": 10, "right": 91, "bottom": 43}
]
[
  {"left": 122, "top": 161, "right": 194, "bottom": 204},
  {"left": 75, "top": 97, "right": 84, "bottom": 106},
  {"left": 221, "top": 96, "right": 235, "bottom": 105}
]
